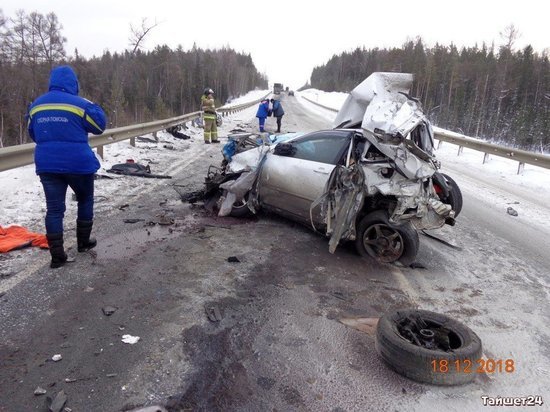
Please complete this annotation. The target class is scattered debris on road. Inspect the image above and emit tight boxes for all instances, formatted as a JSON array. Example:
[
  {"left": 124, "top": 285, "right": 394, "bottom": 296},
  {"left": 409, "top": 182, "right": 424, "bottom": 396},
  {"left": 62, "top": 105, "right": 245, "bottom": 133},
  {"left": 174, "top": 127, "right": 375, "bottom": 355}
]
[
  {"left": 102, "top": 306, "right": 117, "bottom": 316},
  {"left": 47, "top": 390, "right": 67, "bottom": 412},
  {"left": 93, "top": 174, "right": 113, "bottom": 180},
  {"left": 421, "top": 230, "right": 463, "bottom": 250},
  {"left": 121, "top": 335, "right": 140, "bottom": 344},
  {"left": 227, "top": 256, "right": 240, "bottom": 263},
  {"left": 205, "top": 304, "right": 223, "bottom": 322},
  {"left": 34, "top": 386, "right": 47, "bottom": 396},
  {"left": 123, "top": 218, "right": 145, "bottom": 224},
  {"left": 51, "top": 354, "right": 62, "bottom": 362},
  {"left": 507, "top": 207, "right": 519, "bottom": 216}
]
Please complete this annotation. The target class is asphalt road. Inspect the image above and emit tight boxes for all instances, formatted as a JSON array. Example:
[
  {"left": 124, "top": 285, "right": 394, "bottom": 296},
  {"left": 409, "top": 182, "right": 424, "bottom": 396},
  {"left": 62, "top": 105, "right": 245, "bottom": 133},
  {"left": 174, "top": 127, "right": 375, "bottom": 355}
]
[{"left": 1, "top": 94, "right": 549, "bottom": 412}]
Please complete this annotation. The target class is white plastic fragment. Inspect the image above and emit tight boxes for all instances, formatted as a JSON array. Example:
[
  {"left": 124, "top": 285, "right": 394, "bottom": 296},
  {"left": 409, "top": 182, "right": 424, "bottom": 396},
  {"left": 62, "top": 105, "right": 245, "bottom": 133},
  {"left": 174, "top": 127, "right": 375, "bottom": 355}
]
[
  {"left": 34, "top": 386, "right": 47, "bottom": 396},
  {"left": 52, "top": 354, "right": 62, "bottom": 362},
  {"left": 121, "top": 334, "right": 140, "bottom": 344}
]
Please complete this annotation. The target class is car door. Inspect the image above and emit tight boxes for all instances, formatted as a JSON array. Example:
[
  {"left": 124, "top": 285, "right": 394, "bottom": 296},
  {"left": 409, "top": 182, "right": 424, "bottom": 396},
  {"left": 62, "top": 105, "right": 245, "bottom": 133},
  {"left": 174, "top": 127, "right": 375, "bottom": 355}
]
[{"left": 258, "top": 130, "right": 352, "bottom": 222}]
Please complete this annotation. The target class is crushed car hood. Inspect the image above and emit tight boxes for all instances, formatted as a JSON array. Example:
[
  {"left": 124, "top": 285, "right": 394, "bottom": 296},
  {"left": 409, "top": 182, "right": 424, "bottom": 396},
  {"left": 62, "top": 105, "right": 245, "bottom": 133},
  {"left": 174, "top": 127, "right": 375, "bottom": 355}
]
[
  {"left": 334, "top": 72, "right": 414, "bottom": 130},
  {"left": 335, "top": 72, "right": 436, "bottom": 179}
]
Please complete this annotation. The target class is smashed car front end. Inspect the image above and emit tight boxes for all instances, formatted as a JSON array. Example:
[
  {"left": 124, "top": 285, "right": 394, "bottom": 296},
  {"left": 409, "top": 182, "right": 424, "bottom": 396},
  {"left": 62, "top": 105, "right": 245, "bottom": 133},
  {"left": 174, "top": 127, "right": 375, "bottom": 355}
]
[{"left": 324, "top": 73, "right": 455, "bottom": 250}]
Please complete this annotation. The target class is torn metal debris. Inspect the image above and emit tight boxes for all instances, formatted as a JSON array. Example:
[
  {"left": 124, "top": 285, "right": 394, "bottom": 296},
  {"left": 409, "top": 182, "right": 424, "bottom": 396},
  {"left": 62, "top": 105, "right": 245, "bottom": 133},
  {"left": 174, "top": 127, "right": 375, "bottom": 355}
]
[
  {"left": 102, "top": 306, "right": 117, "bottom": 316},
  {"left": 205, "top": 304, "right": 223, "bottom": 322}
]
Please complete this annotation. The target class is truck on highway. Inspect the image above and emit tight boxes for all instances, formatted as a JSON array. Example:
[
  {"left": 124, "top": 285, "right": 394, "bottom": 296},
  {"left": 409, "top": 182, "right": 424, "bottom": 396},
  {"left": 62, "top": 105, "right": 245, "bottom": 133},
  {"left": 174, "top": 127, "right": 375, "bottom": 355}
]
[{"left": 273, "top": 83, "right": 283, "bottom": 94}]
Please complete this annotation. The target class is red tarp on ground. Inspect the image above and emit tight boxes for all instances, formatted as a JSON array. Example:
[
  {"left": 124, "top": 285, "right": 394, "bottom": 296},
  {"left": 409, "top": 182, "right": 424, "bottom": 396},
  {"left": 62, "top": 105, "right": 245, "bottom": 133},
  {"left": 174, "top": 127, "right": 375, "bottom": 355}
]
[{"left": 0, "top": 225, "right": 49, "bottom": 253}]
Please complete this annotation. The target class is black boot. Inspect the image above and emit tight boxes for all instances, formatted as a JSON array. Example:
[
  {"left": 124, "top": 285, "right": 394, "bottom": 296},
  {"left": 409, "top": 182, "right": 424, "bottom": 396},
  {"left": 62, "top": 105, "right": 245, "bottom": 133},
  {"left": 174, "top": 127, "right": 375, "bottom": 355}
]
[
  {"left": 46, "top": 233, "right": 68, "bottom": 269},
  {"left": 77, "top": 219, "right": 97, "bottom": 252}
]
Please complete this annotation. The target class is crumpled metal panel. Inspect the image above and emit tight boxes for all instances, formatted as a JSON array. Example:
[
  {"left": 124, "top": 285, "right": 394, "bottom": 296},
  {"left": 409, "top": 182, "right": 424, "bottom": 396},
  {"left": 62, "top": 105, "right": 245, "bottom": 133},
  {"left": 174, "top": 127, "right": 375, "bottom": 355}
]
[
  {"left": 326, "top": 165, "right": 366, "bottom": 253},
  {"left": 333, "top": 72, "right": 414, "bottom": 128}
]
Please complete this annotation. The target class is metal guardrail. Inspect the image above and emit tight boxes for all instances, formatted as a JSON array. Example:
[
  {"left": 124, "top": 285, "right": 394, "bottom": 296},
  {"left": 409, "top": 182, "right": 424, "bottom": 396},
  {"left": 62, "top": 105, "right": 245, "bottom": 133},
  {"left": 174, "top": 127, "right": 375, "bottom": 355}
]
[
  {"left": 0, "top": 93, "right": 269, "bottom": 173},
  {"left": 433, "top": 128, "right": 550, "bottom": 174},
  {"left": 301, "top": 94, "right": 550, "bottom": 174},
  {"left": 301, "top": 95, "right": 339, "bottom": 112}
]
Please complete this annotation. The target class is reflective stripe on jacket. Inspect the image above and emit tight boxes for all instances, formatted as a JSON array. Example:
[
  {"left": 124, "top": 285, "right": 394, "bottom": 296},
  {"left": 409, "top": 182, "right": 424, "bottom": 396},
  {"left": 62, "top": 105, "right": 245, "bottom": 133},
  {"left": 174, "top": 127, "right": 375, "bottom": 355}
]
[{"left": 27, "top": 66, "right": 106, "bottom": 175}]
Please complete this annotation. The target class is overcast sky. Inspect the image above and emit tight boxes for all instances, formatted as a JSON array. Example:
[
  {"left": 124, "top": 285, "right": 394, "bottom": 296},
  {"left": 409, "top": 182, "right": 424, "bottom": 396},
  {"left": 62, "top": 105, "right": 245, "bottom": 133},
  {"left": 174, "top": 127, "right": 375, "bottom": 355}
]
[{"left": 2, "top": 0, "right": 548, "bottom": 90}]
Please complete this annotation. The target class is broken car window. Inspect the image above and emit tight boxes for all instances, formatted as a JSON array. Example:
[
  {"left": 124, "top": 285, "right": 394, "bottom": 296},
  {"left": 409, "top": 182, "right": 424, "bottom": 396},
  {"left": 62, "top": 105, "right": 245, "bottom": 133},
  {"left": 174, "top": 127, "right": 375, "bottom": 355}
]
[{"left": 291, "top": 131, "right": 351, "bottom": 165}]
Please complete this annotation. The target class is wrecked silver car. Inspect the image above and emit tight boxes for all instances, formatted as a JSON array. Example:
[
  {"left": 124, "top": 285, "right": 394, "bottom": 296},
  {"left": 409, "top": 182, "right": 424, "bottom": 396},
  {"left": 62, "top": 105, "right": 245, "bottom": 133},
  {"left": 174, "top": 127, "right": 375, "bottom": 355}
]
[{"left": 207, "top": 73, "right": 462, "bottom": 266}]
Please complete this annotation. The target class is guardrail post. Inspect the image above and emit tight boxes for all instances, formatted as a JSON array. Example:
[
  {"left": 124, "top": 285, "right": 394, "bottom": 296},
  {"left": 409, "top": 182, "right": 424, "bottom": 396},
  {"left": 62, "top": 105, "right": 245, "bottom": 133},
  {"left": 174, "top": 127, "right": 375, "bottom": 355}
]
[
  {"left": 153, "top": 131, "right": 158, "bottom": 142},
  {"left": 437, "top": 140, "right": 443, "bottom": 149},
  {"left": 457, "top": 146, "right": 464, "bottom": 156},
  {"left": 483, "top": 153, "right": 490, "bottom": 164},
  {"left": 130, "top": 137, "right": 136, "bottom": 147},
  {"left": 96, "top": 145, "right": 104, "bottom": 159},
  {"left": 517, "top": 162, "right": 525, "bottom": 175}
]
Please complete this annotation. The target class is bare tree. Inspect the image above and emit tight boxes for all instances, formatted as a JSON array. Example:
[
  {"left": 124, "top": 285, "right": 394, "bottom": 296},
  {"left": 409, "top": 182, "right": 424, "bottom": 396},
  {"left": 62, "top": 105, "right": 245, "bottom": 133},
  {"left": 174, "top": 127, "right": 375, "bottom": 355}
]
[
  {"left": 36, "top": 12, "right": 66, "bottom": 68},
  {"left": 499, "top": 24, "right": 520, "bottom": 50},
  {"left": 129, "top": 18, "right": 159, "bottom": 54}
]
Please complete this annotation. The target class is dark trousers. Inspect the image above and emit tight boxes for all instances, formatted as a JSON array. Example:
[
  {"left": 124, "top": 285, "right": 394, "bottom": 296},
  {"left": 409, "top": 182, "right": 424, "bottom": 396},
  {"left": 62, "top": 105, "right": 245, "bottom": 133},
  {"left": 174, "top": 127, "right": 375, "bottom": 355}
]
[
  {"left": 39, "top": 173, "right": 95, "bottom": 234},
  {"left": 276, "top": 116, "right": 283, "bottom": 132}
]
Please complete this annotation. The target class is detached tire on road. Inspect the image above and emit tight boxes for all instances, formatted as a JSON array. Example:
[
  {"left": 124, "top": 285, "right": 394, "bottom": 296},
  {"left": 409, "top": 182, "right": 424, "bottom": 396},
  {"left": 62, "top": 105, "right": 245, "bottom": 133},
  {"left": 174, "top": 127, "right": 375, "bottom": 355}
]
[
  {"left": 355, "top": 210, "right": 419, "bottom": 266},
  {"left": 375, "top": 309, "right": 482, "bottom": 386}
]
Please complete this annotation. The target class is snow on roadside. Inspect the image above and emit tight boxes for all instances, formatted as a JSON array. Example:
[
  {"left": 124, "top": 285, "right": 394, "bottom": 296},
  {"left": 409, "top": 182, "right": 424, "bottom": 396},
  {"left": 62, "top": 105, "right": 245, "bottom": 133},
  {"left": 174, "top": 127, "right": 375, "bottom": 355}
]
[
  {"left": 0, "top": 92, "right": 265, "bottom": 233},
  {"left": 222, "top": 89, "right": 269, "bottom": 107}
]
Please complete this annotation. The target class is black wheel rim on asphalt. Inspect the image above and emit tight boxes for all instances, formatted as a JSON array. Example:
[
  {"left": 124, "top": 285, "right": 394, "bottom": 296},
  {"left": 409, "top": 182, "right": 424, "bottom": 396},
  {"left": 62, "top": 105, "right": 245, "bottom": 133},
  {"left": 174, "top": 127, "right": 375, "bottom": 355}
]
[
  {"left": 395, "top": 314, "right": 464, "bottom": 352},
  {"left": 362, "top": 223, "right": 404, "bottom": 263}
]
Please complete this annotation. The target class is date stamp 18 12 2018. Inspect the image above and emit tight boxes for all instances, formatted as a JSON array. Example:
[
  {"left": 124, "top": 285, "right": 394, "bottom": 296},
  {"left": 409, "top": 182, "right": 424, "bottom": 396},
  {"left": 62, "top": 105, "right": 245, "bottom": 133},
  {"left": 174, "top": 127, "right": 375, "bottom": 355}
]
[
  {"left": 481, "top": 396, "right": 544, "bottom": 407},
  {"left": 431, "top": 358, "right": 515, "bottom": 374}
]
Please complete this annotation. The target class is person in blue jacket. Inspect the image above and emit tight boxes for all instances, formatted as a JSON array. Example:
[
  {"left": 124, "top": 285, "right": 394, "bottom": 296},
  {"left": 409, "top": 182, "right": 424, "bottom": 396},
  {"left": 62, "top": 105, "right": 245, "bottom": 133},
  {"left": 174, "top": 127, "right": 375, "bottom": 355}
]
[
  {"left": 27, "top": 65, "right": 106, "bottom": 268},
  {"left": 256, "top": 99, "right": 270, "bottom": 132},
  {"left": 270, "top": 98, "right": 285, "bottom": 133}
]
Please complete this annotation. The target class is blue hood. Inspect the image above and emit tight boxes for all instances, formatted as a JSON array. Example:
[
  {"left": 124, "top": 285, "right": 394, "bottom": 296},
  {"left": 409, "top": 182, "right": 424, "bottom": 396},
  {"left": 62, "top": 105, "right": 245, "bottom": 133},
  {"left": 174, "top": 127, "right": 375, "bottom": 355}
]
[{"left": 48, "top": 66, "right": 79, "bottom": 95}]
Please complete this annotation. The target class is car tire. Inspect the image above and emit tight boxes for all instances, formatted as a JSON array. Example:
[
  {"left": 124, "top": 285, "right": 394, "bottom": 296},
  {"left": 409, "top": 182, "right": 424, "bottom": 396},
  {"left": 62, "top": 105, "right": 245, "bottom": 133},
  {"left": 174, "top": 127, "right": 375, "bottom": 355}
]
[
  {"left": 355, "top": 210, "right": 419, "bottom": 266},
  {"left": 375, "top": 309, "right": 482, "bottom": 386},
  {"left": 438, "top": 174, "right": 463, "bottom": 218},
  {"left": 224, "top": 191, "right": 251, "bottom": 218}
]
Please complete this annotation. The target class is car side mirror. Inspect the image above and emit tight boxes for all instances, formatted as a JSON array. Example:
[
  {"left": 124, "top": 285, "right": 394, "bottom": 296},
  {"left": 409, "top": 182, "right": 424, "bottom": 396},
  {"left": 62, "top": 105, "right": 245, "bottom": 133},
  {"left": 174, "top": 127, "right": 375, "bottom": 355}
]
[{"left": 273, "top": 142, "right": 296, "bottom": 157}]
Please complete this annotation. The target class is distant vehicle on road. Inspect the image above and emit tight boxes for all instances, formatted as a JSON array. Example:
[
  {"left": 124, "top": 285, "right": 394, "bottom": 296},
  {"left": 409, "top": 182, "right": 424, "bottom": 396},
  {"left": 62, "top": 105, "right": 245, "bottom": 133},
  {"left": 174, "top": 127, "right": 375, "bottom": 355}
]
[
  {"left": 273, "top": 83, "right": 283, "bottom": 94},
  {"left": 288, "top": 90, "right": 295, "bottom": 96}
]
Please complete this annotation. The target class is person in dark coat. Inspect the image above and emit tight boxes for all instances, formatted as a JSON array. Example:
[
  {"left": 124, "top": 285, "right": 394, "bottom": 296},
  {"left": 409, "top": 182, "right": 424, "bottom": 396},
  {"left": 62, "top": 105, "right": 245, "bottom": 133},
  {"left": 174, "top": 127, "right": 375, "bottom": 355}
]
[
  {"left": 27, "top": 65, "right": 106, "bottom": 268},
  {"left": 270, "top": 98, "right": 285, "bottom": 133},
  {"left": 256, "top": 99, "right": 270, "bottom": 132}
]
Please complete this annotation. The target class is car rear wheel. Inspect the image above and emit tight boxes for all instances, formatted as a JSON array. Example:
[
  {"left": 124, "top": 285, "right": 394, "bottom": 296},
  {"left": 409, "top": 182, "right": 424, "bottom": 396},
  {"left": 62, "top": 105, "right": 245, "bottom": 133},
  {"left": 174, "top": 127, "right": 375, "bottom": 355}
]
[
  {"left": 355, "top": 210, "right": 419, "bottom": 266},
  {"left": 375, "top": 309, "right": 482, "bottom": 385},
  {"left": 435, "top": 174, "right": 463, "bottom": 218}
]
